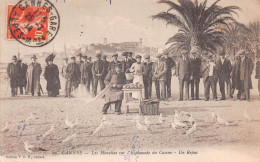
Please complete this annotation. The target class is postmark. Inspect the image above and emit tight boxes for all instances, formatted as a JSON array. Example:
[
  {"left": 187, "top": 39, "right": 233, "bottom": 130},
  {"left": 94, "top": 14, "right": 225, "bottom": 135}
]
[{"left": 8, "top": 0, "right": 60, "bottom": 47}]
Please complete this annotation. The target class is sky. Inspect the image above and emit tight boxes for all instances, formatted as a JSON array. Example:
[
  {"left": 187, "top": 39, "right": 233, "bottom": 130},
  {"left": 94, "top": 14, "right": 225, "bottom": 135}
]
[{"left": 1, "top": 0, "right": 260, "bottom": 63}]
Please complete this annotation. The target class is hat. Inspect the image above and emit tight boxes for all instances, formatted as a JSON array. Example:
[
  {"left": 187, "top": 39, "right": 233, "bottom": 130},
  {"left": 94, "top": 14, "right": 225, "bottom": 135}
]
[
  {"left": 135, "top": 55, "right": 142, "bottom": 59},
  {"left": 31, "top": 55, "right": 37, "bottom": 59},
  {"left": 71, "top": 56, "right": 76, "bottom": 59},
  {"left": 45, "top": 53, "right": 55, "bottom": 63},
  {"left": 128, "top": 52, "right": 133, "bottom": 56},
  {"left": 112, "top": 53, "right": 118, "bottom": 57},
  {"left": 95, "top": 53, "right": 101, "bottom": 57},
  {"left": 237, "top": 49, "right": 246, "bottom": 56},
  {"left": 122, "top": 52, "right": 128, "bottom": 57},
  {"left": 155, "top": 53, "right": 162, "bottom": 58},
  {"left": 82, "top": 55, "right": 88, "bottom": 59},
  {"left": 102, "top": 55, "right": 107, "bottom": 59},
  {"left": 63, "top": 57, "right": 68, "bottom": 60},
  {"left": 144, "top": 54, "right": 150, "bottom": 59},
  {"left": 12, "top": 55, "right": 17, "bottom": 60},
  {"left": 87, "top": 56, "right": 92, "bottom": 60}
]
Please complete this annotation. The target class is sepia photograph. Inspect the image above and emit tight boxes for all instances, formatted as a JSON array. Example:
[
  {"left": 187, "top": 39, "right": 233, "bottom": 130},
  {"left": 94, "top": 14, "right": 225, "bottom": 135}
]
[{"left": 0, "top": 0, "right": 260, "bottom": 161}]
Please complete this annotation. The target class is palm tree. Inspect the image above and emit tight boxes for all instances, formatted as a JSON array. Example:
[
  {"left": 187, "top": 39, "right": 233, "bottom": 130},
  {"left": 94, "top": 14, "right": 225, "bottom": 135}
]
[
  {"left": 249, "top": 21, "right": 260, "bottom": 61},
  {"left": 152, "top": 0, "right": 240, "bottom": 54}
]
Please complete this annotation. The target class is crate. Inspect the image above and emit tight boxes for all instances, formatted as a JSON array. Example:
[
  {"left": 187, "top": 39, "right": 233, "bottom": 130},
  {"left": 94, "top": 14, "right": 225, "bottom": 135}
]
[{"left": 140, "top": 99, "right": 160, "bottom": 115}]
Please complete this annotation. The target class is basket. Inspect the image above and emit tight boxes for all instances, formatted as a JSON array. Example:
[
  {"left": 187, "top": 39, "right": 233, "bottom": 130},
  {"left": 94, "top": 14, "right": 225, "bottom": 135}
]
[
  {"left": 125, "top": 72, "right": 134, "bottom": 80},
  {"left": 140, "top": 99, "right": 160, "bottom": 115}
]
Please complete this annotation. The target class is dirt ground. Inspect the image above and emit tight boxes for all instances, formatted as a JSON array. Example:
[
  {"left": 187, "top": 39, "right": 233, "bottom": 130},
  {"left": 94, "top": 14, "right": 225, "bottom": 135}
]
[{"left": 0, "top": 75, "right": 260, "bottom": 160}]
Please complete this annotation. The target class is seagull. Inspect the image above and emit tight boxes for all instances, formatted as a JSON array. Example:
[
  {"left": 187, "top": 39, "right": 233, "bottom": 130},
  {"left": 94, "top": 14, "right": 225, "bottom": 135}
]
[
  {"left": 216, "top": 114, "right": 235, "bottom": 126},
  {"left": 136, "top": 119, "right": 149, "bottom": 131},
  {"left": 144, "top": 116, "right": 153, "bottom": 127},
  {"left": 65, "top": 115, "right": 78, "bottom": 129},
  {"left": 211, "top": 112, "right": 217, "bottom": 123},
  {"left": 24, "top": 141, "right": 34, "bottom": 153},
  {"left": 62, "top": 133, "right": 77, "bottom": 143},
  {"left": 42, "top": 124, "right": 54, "bottom": 138},
  {"left": 26, "top": 113, "right": 34, "bottom": 122},
  {"left": 171, "top": 122, "right": 182, "bottom": 130},
  {"left": 1, "top": 121, "right": 10, "bottom": 133},
  {"left": 157, "top": 113, "right": 165, "bottom": 124},
  {"left": 243, "top": 108, "right": 253, "bottom": 121},
  {"left": 188, "top": 113, "right": 195, "bottom": 124},
  {"left": 184, "top": 123, "right": 197, "bottom": 137},
  {"left": 91, "top": 121, "right": 104, "bottom": 135},
  {"left": 174, "top": 118, "right": 188, "bottom": 127}
]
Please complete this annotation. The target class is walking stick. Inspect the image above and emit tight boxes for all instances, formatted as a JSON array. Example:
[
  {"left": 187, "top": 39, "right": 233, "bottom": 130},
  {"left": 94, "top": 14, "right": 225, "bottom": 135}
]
[{"left": 4, "top": 80, "right": 10, "bottom": 96}]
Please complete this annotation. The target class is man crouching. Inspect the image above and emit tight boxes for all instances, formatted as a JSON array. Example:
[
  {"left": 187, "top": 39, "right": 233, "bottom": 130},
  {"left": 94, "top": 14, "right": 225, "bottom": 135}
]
[{"left": 102, "top": 63, "right": 126, "bottom": 115}]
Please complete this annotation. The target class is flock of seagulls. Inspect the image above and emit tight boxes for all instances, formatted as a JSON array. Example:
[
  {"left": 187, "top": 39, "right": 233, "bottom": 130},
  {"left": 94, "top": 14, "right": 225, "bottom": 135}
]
[{"left": 0, "top": 107, "right": 256, "bottom": 153}]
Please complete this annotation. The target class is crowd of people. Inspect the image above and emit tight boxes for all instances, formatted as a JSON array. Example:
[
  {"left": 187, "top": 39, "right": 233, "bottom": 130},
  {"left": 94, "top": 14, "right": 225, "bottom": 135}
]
[{"left": 6, "top": 49, "right": 260, "bottom": 106}]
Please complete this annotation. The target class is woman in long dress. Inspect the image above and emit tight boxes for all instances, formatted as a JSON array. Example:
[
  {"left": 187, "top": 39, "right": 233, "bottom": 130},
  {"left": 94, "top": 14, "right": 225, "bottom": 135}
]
[{"left": 129, "top": 55, "right": 145, "bottom": 99}]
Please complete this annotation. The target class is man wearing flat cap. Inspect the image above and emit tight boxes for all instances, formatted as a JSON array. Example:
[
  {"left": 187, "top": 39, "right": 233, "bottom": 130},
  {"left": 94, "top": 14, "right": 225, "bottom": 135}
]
[
  {"left": 102, "top": 55, "right": 110, "bottom": 84},
  {"left": 7, "top": 55, "right": 20, "bottom": 97},
  {"left": 44, "top": 54, "right": 61, "bottom": 97},
  {"left": 65, "top": 56, "right": 81, "bottom": 98},
  {"left": 176, "top": 50, "right": 191, "bottom": 101},
  {"left": 143, "top": 54, "right": 153, "bottom": 99},
  {"left": 234, "top": 50, "right": 254, "bottom": 101},
  {"left": 26, "top": 55, "right": 42, "bottom": 96},
  {"left": 92, "top": 53, "right": 106, "bottom": 96},
  {"left": 108, "top": 53, "right": 121, "bottom": 74},
  {"left": 129, "top": 55, "right": 145, "bottom": 98},
  {"left": 103, "top": 63, "right": 126, "bottom": 115},
  {"left": 152, "top": 53, "right": 167, "bottom": 100},
  {"left": 81, "top": 56, "right": 93, "bottom": 92},
  {"left": 216, "top": 50, "right": 232, "bottom": 100},
  {"left": 200, "top": 54, "right": 218, "bottom": 101},
  {"left": 163, "top": 52, "right": 176, "bottom": 100},
  {"left": 122, "top": 52, "right": 130, "bottom": 73}
]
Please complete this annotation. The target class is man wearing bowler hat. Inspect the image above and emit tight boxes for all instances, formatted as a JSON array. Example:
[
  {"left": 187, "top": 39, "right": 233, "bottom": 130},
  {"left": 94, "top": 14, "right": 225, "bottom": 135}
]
[
  {"left": 216, "top": 50, "right": 232, "bottom": 100},
  {"left": 176, "top": 50, "right": 191, "bottom": 101},
  {"left": 102, "top": 63, "right": 126, "bottom": 115},
  {"left": 109, "top": 53, "right": 121, "bottom": 74},
  {"left": 65, "top": 56, "right": 81, "bottom": 98},
  {"left": 235, "top": 50, "right": 254, "bottom": 101},
  {"left": 7, "top": 56, "right": 20, "bottom": 97},
  {"left": 152, "top": 53, "right": 167, "bottom": 100},
  {"left": 163, "top": 51, "right": 176, "bottom": 100},
  {"left": 190, "top": 49, "right": 202, "bottom": 100},
  {"left": 92, "top": 53, "right": 105, "bottom": 96},
  {"left": 26, "top": 55, "right": 42, "bottom": 96},
  {"left": 143, "top": 54, "right": 153, "bottom": 99}
]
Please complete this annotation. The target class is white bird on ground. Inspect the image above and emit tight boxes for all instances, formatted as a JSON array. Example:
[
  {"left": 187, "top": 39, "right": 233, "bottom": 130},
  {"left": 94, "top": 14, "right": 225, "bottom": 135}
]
[
  {"left": 65, "top": 115, "right": 78, "bottom": 129},
  {"left": 211, "top": 112, "right": 217, "bottom": 123},
  {"left": 26, "top": 113, "right": 34, "bottom": 122},
  {"left": 174, "top": 118, "right": 188, "bottom": 127},
  {"left": 171, "top": 122, "right": 182, "bottom": 130},
  {"left": 24, "top": 141, "right": 34, "bottom": 153},
  {"left": 62, "top": 133, "right": 77, "bottom": 143},
  {"left": 174, "top": 110, "right": 180, "bottom": 119},
  {"left": 136, "top": 119, "right": 149, "bottom": 131},
  {"left": 91, "top": 121, "right": 104, "bottom": 135},
  {"left": 102, "top": 115, "right": 113, "bottom": 126},
  {"left": 188, "top": 113, "right": 195, "bottom": 123},
  {"left": 216, "top": 114, "right": 235, "bottom": 126},
  {"left": 1, "top": 121, "right": 10, "bottom": 133},
  {"left": 42, "top": 124, "right": 54, "bottom": 138},
  {"left": 243, "top": 108, "right": 253, "bottom": 121},
  {"left": 157, "top": 113, "right": 165, "bottom": 124},
  {"left": 144, "top": 116, "right": 153, "bottom": 126},
  {"left": 184, "top": 123, "right": 197, "bottom": 137}
]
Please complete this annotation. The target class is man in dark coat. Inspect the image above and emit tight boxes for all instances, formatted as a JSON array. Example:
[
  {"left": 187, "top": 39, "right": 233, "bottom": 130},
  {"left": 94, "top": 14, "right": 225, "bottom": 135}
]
[
  {"left": 256, "top": 56, "right": 260, "bottom": 96},
  {"left": 201, "top": 55, "right": 218, "bottom": 101},
  {"left": 102, "top": 55, "right": 110, "bottom": 81},
  {"left": 26, "top": 55, "right": 42, "bottom": 96},
  {"left": 65, "top": 56, "right": 81, "bottom": 98},
  {"left": 163, "top": 52, "right": 176, "bottom": 100},
  {"left": 152, "top": 53, "right": 167, "bottom": 100},
  {"left": 143, "top": 54, "right": 153, "bottom": 99},
  {"left": 92, "top": 53, "right": 105, "bottom": 96},
  {"left": 176, "top": 50, "right": 192, "bottom": 101},
  {"left": 44, "top": 54, "right": 61, "bottom": 97},
  {"left": 103, "top": 63, "right": 126, "bottom": 115},
  {"left": 108, "top": 54, "right": 121, "bottom": 74},
  {"left": 7, "top": 56, "right": 20, "bottom": 97},
  {"left": 128, "top": 52, "right": 136, "bottom": 65},
  {"left": 216, "top": 51, "right": 232, "bottom": 100},
  {"left": 190, "top": 52, "right": 202, "bottom": 100},
  {"left": 230, "top": 56, "right": 240, "bottom": 99},
  {"left": 235, "top": 50, "right": 254, "bottom": 101},
  {"left": 17, "top": 59, "right": 28, "bottom": 95},
  {"left": 121, "top": 52, "right": 131, "bottom": 73}
]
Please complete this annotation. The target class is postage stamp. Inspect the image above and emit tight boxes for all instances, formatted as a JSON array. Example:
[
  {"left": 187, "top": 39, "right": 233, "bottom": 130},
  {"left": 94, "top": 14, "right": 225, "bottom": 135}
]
[{"left": 8, "top": 0, "right": 60, "bottom": 47}]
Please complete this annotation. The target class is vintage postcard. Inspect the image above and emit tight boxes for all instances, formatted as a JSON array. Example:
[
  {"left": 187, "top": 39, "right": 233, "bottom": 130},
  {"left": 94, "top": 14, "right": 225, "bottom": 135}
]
[{"left": 0, "top": 0, "right": 260, "bottom": 162}]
